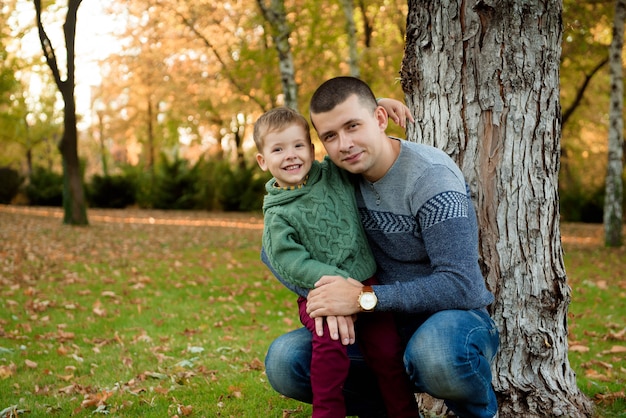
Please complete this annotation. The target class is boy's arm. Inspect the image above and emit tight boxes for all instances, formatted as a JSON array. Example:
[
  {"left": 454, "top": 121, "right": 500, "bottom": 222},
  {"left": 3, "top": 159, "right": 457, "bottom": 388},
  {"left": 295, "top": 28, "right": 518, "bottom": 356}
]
[
  {"left": 261, "top": 247, "right": 357, "bottom": 345},
  {"left": 263, "top": 212, "right": 351, "bottom": 289},
  {"left": 260, "top": 247, "right": 308, "bottom": 297}
]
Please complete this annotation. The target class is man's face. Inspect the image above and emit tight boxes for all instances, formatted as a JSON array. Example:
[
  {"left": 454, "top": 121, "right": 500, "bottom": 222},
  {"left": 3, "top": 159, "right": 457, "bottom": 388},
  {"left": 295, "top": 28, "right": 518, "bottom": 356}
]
[{"left": 312, "top": 94, "right": 388, "bottom": 182}]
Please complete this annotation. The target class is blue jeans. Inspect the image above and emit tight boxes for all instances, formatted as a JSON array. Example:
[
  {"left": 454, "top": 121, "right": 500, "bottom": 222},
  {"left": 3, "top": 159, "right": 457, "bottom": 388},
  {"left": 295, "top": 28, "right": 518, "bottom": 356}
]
[{"left": 265, "top": 309, "right": 499, "bottom": 418}]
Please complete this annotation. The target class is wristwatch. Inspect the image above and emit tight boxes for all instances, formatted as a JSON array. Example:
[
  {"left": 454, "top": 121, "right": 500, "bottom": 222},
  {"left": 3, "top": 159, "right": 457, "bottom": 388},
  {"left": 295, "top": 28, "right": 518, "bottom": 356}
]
[{"left": 358, "top": 285, "right": 378, "bottom": 312}]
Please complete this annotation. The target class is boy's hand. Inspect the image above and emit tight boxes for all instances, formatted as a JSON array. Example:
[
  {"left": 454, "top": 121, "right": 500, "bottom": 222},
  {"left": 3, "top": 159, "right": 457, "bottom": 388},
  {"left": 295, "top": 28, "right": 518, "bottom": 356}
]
[{"left": 315, "top": 315, "right": 356, "bottom": 345}]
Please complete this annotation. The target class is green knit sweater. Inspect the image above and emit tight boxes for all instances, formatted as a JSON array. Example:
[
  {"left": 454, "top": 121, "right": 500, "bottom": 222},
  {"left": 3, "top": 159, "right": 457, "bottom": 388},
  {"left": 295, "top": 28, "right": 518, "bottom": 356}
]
[{"left": 262, "top": 157, "right": 377, "bottom": 289}]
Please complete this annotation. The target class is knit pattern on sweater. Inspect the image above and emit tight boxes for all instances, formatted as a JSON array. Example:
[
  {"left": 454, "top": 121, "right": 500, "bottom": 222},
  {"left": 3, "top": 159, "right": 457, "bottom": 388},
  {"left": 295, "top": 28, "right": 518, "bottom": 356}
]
[
  {"left": 262, "top": 157, "right": 376, "bottom": 289},
  {"left": 357, "top": 140, "right": 494, "bottom": 314}
]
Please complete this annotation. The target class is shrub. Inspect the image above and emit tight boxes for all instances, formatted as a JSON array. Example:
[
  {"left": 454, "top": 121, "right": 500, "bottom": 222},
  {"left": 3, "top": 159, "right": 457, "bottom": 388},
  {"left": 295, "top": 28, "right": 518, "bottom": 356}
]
[
  {"left": 0, "top": 167, "right": 23, "bottom": 204},
  {"left": 117, "top": 157, "right": 269, "bottom": 212},
  {"left": 195, "top": 159, "right": 224, "bottom": 211},
  {"left": 559, "top": 182, "right": 604, "bottom": 223},
  {"left": 216, "top": 163, "right": 269, "bottom": 212},
  {"left": 118, "top": 164, "right": 152, "bottom": 209},
  {"left": 87, "top": 174, "right": 136, "bottom": 208},
  {"left": 25, "top": 167, "right": 63, "bottom": 207},
  {"left": 151, "top": 154, "right": 202, "bottom": 210}
]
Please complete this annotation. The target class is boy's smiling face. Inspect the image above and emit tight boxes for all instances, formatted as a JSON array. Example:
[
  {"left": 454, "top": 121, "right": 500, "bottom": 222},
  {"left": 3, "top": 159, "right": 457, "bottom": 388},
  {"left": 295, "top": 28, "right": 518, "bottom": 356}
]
[{"left": 256, "top": 124, "right": 315, "bottom": 188}]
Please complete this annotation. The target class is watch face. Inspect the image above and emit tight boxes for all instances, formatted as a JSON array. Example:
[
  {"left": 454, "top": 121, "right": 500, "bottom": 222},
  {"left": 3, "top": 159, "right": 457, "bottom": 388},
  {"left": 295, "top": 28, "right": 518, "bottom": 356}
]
[{"left": 360, "top": 293, "right": 377, "bottom": 310}]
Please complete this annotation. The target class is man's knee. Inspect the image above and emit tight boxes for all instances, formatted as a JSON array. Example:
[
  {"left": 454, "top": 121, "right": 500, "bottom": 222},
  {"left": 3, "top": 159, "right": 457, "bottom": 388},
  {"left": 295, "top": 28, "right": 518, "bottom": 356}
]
[
  {"left": 403, "top": 310, "right": 498, "bottom": 400},
  {"left": 264, "top": 328, "right": 313, "bottom": 403}
]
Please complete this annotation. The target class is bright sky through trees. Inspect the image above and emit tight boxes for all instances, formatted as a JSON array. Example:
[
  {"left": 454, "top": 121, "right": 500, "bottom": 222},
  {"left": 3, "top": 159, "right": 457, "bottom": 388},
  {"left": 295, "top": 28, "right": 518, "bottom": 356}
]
[{"left": 10, "top": 0, "right": 122, "bottom": 125}]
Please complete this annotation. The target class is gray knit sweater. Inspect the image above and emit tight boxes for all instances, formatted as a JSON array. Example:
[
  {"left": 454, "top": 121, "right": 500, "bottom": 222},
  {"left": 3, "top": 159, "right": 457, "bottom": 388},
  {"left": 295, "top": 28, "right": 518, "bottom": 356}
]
[{"left": 358, "top": 139, "right": 494, "bottom": 314}]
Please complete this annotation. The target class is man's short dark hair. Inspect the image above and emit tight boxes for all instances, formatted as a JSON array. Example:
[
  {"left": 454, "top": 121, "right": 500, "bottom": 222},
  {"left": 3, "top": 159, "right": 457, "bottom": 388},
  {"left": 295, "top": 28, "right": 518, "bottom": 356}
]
[{"left": 310, "top": 76, "right": 378, "bottom": 114}]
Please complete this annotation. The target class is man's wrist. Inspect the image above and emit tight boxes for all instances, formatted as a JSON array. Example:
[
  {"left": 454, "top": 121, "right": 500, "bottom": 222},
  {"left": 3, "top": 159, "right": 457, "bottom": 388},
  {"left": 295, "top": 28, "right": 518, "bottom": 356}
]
[{"left": 357, "top": 285, "right": 378, "bottom": 312}]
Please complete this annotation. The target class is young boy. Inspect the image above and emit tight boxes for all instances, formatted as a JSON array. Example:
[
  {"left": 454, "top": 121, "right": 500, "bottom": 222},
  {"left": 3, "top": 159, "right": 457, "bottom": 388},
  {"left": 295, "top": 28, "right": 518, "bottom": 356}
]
[{"left": 254, "top": 106, "right": 419, "bottom": 418}]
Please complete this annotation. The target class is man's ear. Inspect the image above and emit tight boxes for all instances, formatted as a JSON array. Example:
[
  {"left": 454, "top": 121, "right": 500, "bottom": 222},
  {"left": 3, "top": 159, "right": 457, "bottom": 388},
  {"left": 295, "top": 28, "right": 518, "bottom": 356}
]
[
  {"left": 375, "top": 106, "right": 389, "bottom": 131},
  {"left": 256, "top": 153, "right": 268, "bottom": 171}
]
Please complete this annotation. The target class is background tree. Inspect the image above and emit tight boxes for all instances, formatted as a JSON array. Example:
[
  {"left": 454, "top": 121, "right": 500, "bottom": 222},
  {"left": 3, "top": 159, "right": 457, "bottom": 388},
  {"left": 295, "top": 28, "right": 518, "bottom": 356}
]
[
  {"left": 3, "top": 2, "right": 65, "bottom": 176},
  {"left": 92, "top": 0, "right": 409, "bottom": 173},
  {"left": 5, "top": 0, "right": 618, "bottom": 221},
  {"left": 603, "top": 0, "right": 625, "bottom": 247},
  {"left": 339, "top": 0, "right": 360, "bottom": 77},
  {"left": 401, "top": 1, "right": 593, "bottom": 416},
  {"left": 0, "top": 0, "right": 25, "bottom": 168},
  {"left": 256, "top": 0, "right": 298, "bottom": 109},
  {"left": 98, "top": 0, "right": 275, "bottom": 169},
  {"left": 33, "top": 0, "right": 87, "bottom": 225},
  {"left": 560, "top": 0, "right": 621, "bottom": 224},
  {"left": 16, "top": 78, "right": 63, "bottom": 178}
]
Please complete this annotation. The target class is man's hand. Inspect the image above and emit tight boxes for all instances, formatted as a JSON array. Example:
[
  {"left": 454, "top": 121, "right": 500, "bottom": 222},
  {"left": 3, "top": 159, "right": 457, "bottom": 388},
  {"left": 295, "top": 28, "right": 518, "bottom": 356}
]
[
  {"left": 307, "top": 275, "right": 363, "bottom": 318},
  {"left": 315, "top": 315, "right": 357, "bottom": 345},
  {"left": 377, "top": 98, "right": 415, "bottom": 129}
]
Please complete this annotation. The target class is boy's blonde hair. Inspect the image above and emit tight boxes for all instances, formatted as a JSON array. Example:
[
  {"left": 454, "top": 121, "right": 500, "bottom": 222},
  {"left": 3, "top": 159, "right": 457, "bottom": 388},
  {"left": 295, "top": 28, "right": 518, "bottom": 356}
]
[{"left": 253, "top": 107, "right": 311, "bottom": 152}]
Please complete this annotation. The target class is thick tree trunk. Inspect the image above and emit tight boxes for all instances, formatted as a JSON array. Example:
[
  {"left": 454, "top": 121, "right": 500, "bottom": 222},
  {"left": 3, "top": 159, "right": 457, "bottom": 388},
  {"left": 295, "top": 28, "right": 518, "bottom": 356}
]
[
  {"left": 604, "top": 0, "right": 625, "bottom": 247},
  {"left": 59, "top": 82, "right": 87, "bottom": 225},
  {"left": 400, "top": 1, "right": 593, "bottom": 416},
  {"left": 34, "top": 0, "right": 88, "bottom": 225}
]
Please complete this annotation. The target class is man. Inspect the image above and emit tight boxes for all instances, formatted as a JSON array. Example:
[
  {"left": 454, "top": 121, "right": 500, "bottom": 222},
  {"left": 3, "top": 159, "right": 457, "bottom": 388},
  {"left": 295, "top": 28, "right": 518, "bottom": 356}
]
[{"left": 264, "top": 77, "right": 499, "bottom": 418}]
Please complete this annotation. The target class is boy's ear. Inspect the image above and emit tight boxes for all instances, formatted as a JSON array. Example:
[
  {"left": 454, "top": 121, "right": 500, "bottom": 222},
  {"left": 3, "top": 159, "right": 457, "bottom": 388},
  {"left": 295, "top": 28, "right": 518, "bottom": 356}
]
[{"left": 256, "top": 153, "right": 268, "bottom": 171}]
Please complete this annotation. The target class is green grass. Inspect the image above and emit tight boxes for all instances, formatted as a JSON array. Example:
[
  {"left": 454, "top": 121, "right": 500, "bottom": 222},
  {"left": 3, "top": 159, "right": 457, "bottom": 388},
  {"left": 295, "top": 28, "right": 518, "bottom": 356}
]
[
  {"left": 563, "top": 224, "right": 626, "bottom": 417},
  {"left": 1, "top": 208, "right": 624, "bottom": 417},
  {"left": 0, "top": 208, "right": 309, "bottom": 417}
]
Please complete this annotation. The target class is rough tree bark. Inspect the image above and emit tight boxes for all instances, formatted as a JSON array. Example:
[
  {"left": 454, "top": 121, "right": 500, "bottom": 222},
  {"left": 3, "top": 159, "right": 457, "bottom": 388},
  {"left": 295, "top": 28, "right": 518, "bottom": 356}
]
[
  {"left": 400, "top": 1, "right": 593, "bottom": 416},
  {"left": 603, "top": 0, "right": 625, "bottom": 247},
  {"left": 34, "top": 0, "right": 88, "bottom": 225},
  {"left": 256, "top": 0, "right": 298, "bottom": 110}
]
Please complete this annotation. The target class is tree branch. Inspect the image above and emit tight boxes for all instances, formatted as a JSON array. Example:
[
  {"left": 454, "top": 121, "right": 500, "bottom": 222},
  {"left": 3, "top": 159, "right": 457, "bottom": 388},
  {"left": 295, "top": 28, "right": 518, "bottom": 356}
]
[
  {"left": 165, "top": 3, "right": 267, "bottom": 111},
  {"left": 561, "top": 57, "right": 609, "bottom": 127},
  {"left": 64, "top": 0, "right": 83, "bottom": 87},
  {"left": 34, "top": 0, "right": 62, "bottom": 89}
]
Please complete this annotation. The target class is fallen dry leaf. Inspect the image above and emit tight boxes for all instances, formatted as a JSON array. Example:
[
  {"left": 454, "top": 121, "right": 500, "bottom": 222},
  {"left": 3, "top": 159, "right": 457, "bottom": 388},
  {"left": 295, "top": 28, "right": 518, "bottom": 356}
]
[
  {"left": 80, "top": 390, "right": 113, "bottom": 409},
  {"left": 584, "top": 368, "right": 611, "bottom": 381},
  {"left": 177, "top": 404, "right": 193, "bottom": 416},
  {"left": 0, "top": 363, "right": 16, "bottom": 379},
  {"left": 122, "top": 356, "right": 133, "bottom": 368},
  {"left": 569, "top": 344, "right": 590, "bottom": 353},
  {"left": 595, "top": 280, "right": 608, "bottom": 290},
  {"left": 245, "top": 357, "right": 264, "bottom": 371},
  {"left": 58, "top": 384, "right": 78, "bottom": 395},
  {"left": 283, "top": 405, "right": 304, "bottom": 417},
  {"left": 594, "top": 391, "right": 626, "bottom": 403},
  {"left": 92, "top": 299, "right": 107, "bottom": 317},
  {"left": 609, "top": 328, "right": 626, "bottom": 341}
]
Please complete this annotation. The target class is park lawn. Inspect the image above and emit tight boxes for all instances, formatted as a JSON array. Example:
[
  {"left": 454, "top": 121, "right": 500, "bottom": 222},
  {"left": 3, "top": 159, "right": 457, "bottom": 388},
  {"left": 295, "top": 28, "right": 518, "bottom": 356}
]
[
  {"left": 0, "top": 208, "right": 309, "bottom": 417},
  {"left": 562, "top": 223, "right": 626, "bottom": 418},
  {"left": 0, "top": 207, "right": 625, "bottom": 417}
]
